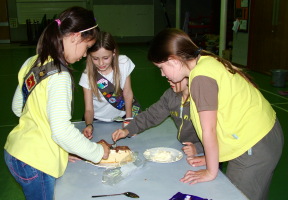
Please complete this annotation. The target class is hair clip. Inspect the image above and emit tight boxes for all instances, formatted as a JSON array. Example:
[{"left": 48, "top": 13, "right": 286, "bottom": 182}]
[{"left": 55, "top": 19, "right": 61, "bottom": 26}]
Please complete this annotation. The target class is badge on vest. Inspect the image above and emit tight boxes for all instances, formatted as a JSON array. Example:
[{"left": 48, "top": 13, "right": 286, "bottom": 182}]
[
  {"left": 22, "top": 72, "right": 37, "bottom": 102},
  {"left": 97, "top": 78, "right": 108, "bottom": 89},
  {"left": 21, "top": 62, "right": 69, "bottom": 111}
]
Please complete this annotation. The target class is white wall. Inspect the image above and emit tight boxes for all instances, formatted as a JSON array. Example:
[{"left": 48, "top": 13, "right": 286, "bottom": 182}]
[{"left": 93, "top": 4, "right": 154, "bottom": 37}]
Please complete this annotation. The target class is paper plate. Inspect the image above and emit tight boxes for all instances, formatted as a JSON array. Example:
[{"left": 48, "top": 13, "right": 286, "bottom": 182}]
[{"left": 143, "top": 147, "right": 183, "bottom": 163}]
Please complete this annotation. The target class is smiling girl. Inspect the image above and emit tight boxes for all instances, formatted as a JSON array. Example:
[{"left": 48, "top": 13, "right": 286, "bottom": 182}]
[{"left": 80, "top": 31, "right": 140, "bottom": 139}]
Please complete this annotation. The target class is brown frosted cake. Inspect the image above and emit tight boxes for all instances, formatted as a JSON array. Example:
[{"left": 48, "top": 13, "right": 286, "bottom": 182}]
[{"left": 98, "top": 140, "right": 133, "bottom": 164}]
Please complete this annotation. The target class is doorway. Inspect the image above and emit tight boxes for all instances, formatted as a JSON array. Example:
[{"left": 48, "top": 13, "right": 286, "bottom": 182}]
[{"left": 248, "top": 0, "right": 288, "bottom": 73}]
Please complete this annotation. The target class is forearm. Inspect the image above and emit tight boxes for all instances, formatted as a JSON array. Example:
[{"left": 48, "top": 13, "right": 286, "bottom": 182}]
[
  {"left": 126, "top": 95, "right": 170, "bottom": 137},
  {"left": 202, "top": 129, "right": 219, "bottom": 177},
  {"left": 199, "top": 110, "right": 219, "bottom": 177},
  {"left": 123, "top": 91, "right": 133, "bottom": 118},
  {"left": 51, "top": 120, "right": 103, "bottom": 163},
  {"left": 126, "top": 108, "right": 169, "bottom": 137},
  {"left": 84, "top": 109, "right": 94, "bottom": 125}
]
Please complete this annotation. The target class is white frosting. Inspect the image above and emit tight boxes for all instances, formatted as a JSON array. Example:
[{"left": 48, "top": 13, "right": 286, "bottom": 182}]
[{"left": 144, "top": 150, "right": 173, "bottom": 162}]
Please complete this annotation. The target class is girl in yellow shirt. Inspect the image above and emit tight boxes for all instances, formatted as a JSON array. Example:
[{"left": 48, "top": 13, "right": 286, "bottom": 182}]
[
  {"left": 4, "top": 7, "right": 109, "bottom": 200},
  {"left": 147, "top": 28, "right": 284, "bottom": 200}
]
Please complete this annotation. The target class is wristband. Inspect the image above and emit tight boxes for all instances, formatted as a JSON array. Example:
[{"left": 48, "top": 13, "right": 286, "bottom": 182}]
[
  {"left": 86, "top": 123, "right": 94, "bottom": 131},
  {"left": 124, "top": 117, "right": 133, "bottom": 121}
]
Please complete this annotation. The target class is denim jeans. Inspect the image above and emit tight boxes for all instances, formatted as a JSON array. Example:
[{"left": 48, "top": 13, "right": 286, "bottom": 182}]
[{"left": 4, "top": 150, "right": 56, "bottom": 200}]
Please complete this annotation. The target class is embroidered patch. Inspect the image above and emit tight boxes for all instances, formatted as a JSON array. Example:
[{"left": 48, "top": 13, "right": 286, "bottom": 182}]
[
  {"left": 132, "top": 105, "right": 140, "bottom": 117},
  {"left": 25, "top": 72, "right": 36, "bottom": 91},
  {"left": 108, "top": 97, "right": 116, "bottom": 104},
  {"left": 116, "top": 100, "right": 125, "bottom": 109},
  {"left": 97, "top": 78, "right": 108, "bottom": 89}
]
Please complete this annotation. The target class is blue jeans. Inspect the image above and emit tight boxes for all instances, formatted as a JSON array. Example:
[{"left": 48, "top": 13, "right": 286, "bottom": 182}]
[{"left": 4, "top": 150, "right": 56, "bottom": 200}]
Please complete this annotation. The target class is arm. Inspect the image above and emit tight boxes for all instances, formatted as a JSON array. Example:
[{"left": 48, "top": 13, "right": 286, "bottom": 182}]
[
  {"left": 48, "top": 72, "right": 109, "bottom": 163},
  {"left": 126, "top": 89, "right": 171, "bottom": 137},
  {"left": 199, "top": 110, "right": 219, "bottom": 176},
  {"left": 180, "top": 110, "right": 218, "bottom": 184},
  {"left": 82, "top": 87, "right": 94, "bottom": 139},
  {"left": 180, "top": 76, "right": 219, "bottom": 184},
  {"left": 12, "top": 85, "right": 23, "bottom": 117},
  {"left": 112, "top": 89, "right": 171, "bottom": 141},
  {"left": 122, "top": 75, "right": 133, "bottom": 118}
]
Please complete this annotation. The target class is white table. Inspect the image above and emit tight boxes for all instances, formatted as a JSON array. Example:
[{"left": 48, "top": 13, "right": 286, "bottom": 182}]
[{"left": 55, "top": 118, "right": 248, "bottom": 200}]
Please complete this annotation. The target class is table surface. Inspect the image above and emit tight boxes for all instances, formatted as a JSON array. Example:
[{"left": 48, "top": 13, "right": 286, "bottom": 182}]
[{"left": 54, "top": 118, "right": 248, "bottom": 200}]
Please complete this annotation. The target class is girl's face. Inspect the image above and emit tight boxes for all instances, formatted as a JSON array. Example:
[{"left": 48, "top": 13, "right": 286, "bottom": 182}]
[
  {"left": 168, "top": 78, "right": 188, "bottom": 93},
  {"left": 90, "top": 47, "right": 114, "bottom": 73},
  {"left": 154, "top": 58, "right": 185, "bottom": 83},
  {"left": 63, "top": 33, "right": 95, "bottom": 64}
]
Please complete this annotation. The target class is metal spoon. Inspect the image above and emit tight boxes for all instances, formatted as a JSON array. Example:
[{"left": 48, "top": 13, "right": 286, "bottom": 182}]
[
  {"left": 92, "top": 192, "right": 139, "bottom": 198},
  {"left": 110, "top": 141, "right": 117, "bottom": 149}
]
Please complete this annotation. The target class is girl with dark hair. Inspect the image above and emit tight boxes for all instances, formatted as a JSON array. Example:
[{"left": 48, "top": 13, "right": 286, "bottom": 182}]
[
  {"left": 148, "top": 28, "right": 284, "bottom": 200},
  {"left": 80, "top": 31, "right": 140, "bottom": 139},
  {"left": 4, "top": 7, "right": 109, "bottom": 200}
]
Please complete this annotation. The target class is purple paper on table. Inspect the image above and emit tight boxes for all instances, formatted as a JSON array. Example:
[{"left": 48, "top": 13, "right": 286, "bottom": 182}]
[{"left": 169, "top": 192, "right": 209, "bottom": 200}]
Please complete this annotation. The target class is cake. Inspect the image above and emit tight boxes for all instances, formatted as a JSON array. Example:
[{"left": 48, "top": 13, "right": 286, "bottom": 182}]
[{"left": 98, "top": 140, "right": 133, "bottom": 164}]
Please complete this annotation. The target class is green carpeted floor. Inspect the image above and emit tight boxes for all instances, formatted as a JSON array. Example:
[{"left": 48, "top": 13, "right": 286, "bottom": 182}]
[{"left": 0, "top": 43, "right": 287, "bottom": 199}]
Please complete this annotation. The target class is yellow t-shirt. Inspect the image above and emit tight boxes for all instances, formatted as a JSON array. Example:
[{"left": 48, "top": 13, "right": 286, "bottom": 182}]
[{"left": 189, "top": 56, "right": 276, "bottom": 162}]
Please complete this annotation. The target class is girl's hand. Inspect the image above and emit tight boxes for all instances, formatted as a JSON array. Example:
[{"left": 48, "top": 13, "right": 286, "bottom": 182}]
[
  {"left": 68, "top": 154, "right": 82, "bottom": 162},
  {"left": 180, "top": 169, "right": 217, "bottom": 184},
  {"left": 98, "top": 142, "right": 110, "bottom": 160},
  {"left": 182, "top": 142, "right": 197, "bottom": 157},
  {"left": 187, "top": 156, "right": 206, "bottom": 167},
  {"left": 112, "top": 129, "right": 129, "bottom": 142},
  {"left": 82, "top": 126, "right": 93, "bottom": 140}
]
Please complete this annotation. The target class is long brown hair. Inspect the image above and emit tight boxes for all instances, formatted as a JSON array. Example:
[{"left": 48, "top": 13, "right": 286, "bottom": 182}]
[
  {"left": 148, "top": 28, "right": 256, "bottom": 87},
  {"left": 86, "top": 31, "right": 120, "bottom": 101}
]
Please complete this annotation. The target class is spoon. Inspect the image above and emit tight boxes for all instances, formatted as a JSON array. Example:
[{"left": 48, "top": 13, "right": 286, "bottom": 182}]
[
  {"left": 110, "top": 141, "right": 117, "bottom": 149},
  {"left": 92, "top": 192, "right": 139, "bottom": 198}
]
